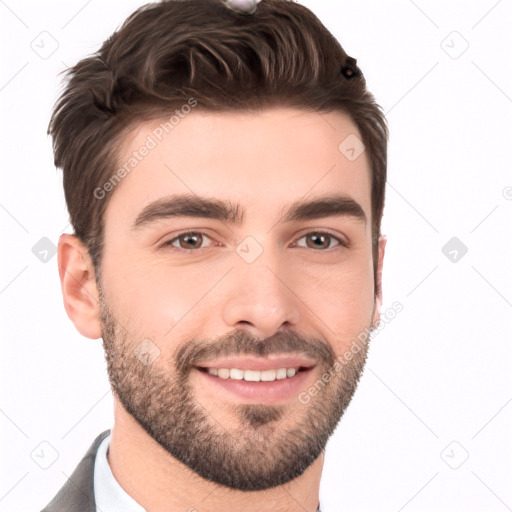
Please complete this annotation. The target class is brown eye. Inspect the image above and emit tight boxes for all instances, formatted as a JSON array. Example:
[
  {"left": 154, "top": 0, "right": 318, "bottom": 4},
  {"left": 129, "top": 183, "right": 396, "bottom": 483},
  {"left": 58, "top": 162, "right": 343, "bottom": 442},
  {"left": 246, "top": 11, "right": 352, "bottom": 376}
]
[
  {"left": 163, "top": 232, "right": 213, "bottom": 251},
  {"left": 179, "top": 233, "right": 203, "bottom": 249},
  {"left": 295, "top": 232, "right": 345, "bottom": 250}
]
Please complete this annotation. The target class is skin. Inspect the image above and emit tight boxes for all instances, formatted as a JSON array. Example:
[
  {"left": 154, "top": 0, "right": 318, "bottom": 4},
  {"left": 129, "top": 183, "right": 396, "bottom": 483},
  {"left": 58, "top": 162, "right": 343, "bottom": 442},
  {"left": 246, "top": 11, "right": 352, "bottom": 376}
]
[{"left": 58, "top": 107, "right": 386, "bottom": 512}]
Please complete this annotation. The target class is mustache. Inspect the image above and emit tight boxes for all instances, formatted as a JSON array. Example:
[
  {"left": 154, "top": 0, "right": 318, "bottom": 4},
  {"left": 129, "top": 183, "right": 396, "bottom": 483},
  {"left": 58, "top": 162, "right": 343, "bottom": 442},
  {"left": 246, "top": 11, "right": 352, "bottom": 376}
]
[{"left": 174, "top": 329, "right": 336, "bottom": 374}]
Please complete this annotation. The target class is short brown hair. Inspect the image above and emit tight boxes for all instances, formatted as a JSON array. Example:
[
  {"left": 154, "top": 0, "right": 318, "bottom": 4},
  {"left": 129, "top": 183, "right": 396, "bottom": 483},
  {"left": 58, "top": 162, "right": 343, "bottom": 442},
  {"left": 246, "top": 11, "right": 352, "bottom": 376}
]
[{"left": 49, "top": 0, "right": 388, "bottom": 293}]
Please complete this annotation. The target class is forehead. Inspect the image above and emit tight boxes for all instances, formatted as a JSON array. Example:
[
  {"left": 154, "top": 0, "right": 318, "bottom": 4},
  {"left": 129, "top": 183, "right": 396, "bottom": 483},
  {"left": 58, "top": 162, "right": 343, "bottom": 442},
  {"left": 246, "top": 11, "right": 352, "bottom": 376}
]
[{"left": 105, "top": 107, "right": 372, "bottom": 227}]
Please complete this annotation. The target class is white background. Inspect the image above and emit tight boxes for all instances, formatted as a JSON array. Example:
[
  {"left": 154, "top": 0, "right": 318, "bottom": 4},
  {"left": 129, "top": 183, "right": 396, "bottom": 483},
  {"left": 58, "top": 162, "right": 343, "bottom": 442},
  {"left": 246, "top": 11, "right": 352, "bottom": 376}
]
[{"left": 1, "top": 1, "right": 511, "bottom": 511}]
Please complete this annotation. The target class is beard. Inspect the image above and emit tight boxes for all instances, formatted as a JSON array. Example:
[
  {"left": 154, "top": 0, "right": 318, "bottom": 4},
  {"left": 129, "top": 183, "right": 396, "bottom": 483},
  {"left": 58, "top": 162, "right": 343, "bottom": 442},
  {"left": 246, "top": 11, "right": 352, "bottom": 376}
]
[{"left": 97, "top": 279, "right": 374, "bottom": 491}]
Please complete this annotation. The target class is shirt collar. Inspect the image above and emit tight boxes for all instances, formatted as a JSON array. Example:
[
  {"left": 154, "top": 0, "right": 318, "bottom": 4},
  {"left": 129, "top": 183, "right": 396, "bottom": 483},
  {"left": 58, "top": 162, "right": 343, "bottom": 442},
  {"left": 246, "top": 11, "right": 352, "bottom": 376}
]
[{"left": 93, "top": 432, "right": 146, "bottom": 512}]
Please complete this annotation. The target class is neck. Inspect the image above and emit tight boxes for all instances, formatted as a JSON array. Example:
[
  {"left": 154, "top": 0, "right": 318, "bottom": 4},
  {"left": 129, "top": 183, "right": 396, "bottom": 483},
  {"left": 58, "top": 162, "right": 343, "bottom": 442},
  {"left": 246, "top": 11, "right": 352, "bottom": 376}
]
[{"left": 107, "top": 399, "right": 323, "bottom": 512}]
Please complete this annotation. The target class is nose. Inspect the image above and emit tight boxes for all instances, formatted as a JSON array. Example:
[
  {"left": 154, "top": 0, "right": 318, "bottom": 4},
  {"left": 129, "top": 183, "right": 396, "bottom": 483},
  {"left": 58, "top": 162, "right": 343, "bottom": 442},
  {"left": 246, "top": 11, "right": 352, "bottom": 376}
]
[{"left": 221, "top": 252, "right": 301, "bottom": 340}]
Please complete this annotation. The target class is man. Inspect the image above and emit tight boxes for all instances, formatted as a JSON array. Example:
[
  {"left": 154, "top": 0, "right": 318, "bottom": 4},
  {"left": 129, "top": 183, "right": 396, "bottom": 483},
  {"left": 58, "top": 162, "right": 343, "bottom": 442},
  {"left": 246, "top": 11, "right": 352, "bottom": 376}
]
[{"left": 43, "top": 0, "right": 388, "bottom": 510}]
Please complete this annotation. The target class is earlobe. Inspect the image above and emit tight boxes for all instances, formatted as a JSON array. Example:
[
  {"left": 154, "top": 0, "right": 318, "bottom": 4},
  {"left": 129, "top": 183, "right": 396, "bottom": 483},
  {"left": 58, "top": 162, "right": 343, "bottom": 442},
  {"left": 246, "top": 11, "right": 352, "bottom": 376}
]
[
  {"left": 371, "top": 234, "right": 387, "bottom": 330},
  {"left": 58, "top": 233, "right": 102, "bottom": 340}
]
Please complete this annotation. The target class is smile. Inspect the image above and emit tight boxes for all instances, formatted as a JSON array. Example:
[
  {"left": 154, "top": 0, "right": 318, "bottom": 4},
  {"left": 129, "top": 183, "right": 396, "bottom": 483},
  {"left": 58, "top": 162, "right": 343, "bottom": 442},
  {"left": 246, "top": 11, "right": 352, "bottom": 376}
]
[
  {"left": 194, "top": 356, "right": 316, "bottom": 403},
  {"left": 199, "top": 366, "right": 308, "bottom": 382}
]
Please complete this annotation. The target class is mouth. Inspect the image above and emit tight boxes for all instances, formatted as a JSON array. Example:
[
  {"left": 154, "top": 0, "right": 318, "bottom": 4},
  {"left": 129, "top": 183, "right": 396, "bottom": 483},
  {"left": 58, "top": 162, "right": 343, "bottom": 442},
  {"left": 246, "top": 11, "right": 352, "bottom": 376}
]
[
  {"left": 196, "top": 365, "right": 312, "bottom": 382},
  {"left": 193, "top": 356, "right": 316, "bottom": 403}
]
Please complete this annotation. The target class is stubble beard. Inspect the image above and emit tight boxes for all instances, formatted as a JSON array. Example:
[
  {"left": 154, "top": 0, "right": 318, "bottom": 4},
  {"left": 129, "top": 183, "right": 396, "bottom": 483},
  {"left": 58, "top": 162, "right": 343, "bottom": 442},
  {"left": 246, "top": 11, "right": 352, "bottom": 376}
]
[{"left": 97, "top": 280, "right": 373, "bottom": 491}]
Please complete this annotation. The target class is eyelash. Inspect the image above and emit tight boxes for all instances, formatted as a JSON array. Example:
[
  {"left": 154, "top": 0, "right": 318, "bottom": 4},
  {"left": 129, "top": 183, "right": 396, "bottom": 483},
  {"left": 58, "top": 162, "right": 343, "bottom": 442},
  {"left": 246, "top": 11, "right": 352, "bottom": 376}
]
[{"left": 160, "top": 231, "right": 349, "bottom": 252}]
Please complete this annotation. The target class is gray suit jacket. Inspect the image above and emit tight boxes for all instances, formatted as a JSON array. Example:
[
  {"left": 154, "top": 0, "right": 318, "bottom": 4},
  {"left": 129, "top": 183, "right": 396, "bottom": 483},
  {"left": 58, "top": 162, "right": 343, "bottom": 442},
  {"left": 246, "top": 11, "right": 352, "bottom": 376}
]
[{"left": 41, "top": 429, "right": 111, "bottom": 512}]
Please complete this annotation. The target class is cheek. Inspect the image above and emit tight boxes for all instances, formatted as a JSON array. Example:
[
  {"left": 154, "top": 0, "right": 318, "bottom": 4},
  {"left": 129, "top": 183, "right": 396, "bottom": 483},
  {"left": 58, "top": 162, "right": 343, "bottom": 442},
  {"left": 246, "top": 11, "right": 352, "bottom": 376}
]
[
  {"left": 293, "top": 255, "right": 375, "bottom": 349},
  {"left": 104, "top": 253, "right": 233, "bottom": 338}
]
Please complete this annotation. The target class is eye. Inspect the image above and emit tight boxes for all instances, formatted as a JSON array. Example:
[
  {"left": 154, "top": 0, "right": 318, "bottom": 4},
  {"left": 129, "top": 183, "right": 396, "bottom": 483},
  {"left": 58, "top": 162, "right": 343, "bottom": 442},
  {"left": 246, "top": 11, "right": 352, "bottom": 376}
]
[
  {"left": 161, "top": 231, "right": 215, "bottom": 251},
  {"left": 160, "top": 230, "right": 349, "bottom": 253},
  {"left": 294, "top": 232, "right": 348, "bottom": 250}
]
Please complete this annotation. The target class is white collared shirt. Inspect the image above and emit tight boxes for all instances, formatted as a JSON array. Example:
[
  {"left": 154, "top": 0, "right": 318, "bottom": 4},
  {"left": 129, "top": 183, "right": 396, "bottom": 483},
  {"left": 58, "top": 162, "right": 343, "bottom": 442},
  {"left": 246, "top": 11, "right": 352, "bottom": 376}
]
[{"left": 94, "top": 432, "right": 146, "bottom": 512}]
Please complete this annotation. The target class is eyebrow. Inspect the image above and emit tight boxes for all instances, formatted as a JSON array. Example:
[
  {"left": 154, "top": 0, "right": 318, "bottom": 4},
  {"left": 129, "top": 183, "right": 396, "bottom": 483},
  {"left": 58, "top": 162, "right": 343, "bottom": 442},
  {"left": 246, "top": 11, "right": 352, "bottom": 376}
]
[{"left": 131, "top": 193, "right": 367, "bottom": 231}]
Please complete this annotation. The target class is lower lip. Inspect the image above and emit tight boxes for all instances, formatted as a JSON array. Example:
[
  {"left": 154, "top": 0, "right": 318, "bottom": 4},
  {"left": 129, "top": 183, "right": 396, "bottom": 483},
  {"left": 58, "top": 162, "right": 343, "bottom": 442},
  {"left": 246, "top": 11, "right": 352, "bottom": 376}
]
[{"left": 194, "top": 367, "right": 315, "bottom": 403}]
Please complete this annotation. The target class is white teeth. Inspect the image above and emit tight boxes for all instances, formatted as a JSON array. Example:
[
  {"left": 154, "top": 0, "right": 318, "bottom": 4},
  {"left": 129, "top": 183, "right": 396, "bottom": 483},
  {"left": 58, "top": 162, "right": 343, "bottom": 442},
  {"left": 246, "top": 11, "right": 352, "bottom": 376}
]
[
  {"left": 276, "top": 368, "right": 287, "bottom": 380},
  {"left": 260, "top": 369, "right": 276, "bottom": 381},
  {"left": 218, "top": 368, "right": 230, "bottom": 379},
  {"left": 229, "top": 368, "right": 244, "bottom": 380},
  {"left": 244, "top": 370, "right": 261, "bottom": 382},
  {"left": 206, "top": 367, "right": 301, "bottom": 382}
]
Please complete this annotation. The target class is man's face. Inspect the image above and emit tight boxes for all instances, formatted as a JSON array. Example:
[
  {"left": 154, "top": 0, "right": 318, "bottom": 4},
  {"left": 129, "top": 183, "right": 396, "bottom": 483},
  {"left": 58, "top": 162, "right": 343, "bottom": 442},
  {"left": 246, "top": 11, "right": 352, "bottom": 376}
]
[{"left": 97, "top": 108, "right": 384, "bottom": 490}]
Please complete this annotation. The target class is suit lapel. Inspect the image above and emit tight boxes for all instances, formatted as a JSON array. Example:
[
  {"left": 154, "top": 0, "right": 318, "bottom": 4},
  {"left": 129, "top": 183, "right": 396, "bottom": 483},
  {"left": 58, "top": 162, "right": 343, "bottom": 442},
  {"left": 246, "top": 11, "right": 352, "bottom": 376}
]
[{"left": 41, "top": 429, "right": 111, "bottom": 512}]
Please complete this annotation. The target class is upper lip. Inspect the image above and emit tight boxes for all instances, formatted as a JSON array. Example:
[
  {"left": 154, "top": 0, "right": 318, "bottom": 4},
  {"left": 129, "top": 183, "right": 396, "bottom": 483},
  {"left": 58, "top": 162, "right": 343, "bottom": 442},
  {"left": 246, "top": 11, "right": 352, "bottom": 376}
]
[{"left": 195, "top": 355, "right": 316, "bottom": 371}]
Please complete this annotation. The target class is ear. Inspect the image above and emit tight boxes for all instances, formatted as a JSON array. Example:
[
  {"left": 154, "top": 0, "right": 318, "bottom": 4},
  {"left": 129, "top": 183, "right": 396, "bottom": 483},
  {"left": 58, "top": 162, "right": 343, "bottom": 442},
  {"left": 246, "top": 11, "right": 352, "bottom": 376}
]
[
  {"left": 57, "top": 233, "right": 102, "bottom": 340},
  {"left": 371, "top": 234, "right": 387, "bottom": 329}
]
